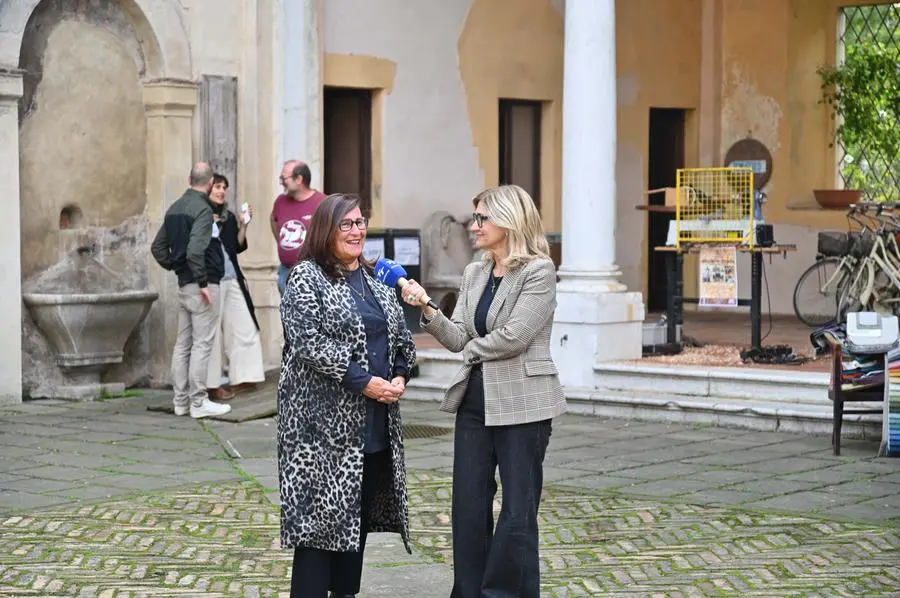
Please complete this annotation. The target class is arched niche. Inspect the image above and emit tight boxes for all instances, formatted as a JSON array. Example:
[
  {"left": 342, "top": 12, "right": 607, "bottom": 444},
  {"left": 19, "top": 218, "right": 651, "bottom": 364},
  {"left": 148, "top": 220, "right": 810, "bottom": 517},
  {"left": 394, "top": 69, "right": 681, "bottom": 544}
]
[
  {"left": 0, "top": 0, "right": 191, "bottom": 79},
  {"left": 0, "top": 0, "right": 194, "bottom": 401}
]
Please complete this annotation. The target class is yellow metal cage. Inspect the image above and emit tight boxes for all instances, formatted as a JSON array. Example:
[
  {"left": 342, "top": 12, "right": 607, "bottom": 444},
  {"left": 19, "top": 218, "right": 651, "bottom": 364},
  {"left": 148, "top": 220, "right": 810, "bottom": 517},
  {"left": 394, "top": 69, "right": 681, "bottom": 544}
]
[{"left": 675, "top": 167, "right": 755, "bottom": 248}]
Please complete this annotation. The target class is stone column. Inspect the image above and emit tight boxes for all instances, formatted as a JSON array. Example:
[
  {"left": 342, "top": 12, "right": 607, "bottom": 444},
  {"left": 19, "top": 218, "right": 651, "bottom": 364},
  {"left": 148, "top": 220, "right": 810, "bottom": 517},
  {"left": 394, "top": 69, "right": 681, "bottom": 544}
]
[
  {"left": 699, "top": 0, "right": 723, "bottom": 168},
  {"left": 551, "top": 0, "right": 645, "bottom": 388},
  {"left": 0, "top": 68, "right": 23, "bottom": 405},
  {"left": 143, "top": 80, "right": 197, "bottom": 385},
  {"left": 281, "top": 0, "right": 323, "bottom": 186},
  {"left": 242, "top": 0, "right": 324, "bottom": 369}
]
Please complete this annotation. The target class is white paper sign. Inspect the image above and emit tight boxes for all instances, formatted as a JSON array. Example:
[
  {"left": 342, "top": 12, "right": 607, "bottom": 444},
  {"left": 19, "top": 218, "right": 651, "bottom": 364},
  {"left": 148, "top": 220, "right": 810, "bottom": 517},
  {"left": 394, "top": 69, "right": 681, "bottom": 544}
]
[
  {"left": 394, "top": 237, "right": 420, "bottom": 266},
  {"left": 699, "top": 247, "right": 738, "bottom": 308},
  {"left": 363, "top": 238, "right": 385, "bottom": 262}
]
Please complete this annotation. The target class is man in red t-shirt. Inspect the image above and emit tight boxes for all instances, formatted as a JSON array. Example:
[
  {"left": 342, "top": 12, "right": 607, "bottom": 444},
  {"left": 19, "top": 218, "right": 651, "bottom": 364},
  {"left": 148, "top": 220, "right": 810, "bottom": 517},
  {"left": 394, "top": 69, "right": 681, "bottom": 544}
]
[{"left": 270, "top": 160, "right": 328, "bottom": 294}]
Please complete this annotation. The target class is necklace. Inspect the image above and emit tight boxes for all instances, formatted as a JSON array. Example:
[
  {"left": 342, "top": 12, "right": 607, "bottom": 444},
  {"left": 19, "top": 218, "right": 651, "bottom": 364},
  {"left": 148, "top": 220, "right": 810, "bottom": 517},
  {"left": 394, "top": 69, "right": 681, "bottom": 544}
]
[
  {"left": 346, "top": 269, "right": 366, "bottom": 299},
  {"left": 490, "top": 271, "right": 503, "bottom": 293}
]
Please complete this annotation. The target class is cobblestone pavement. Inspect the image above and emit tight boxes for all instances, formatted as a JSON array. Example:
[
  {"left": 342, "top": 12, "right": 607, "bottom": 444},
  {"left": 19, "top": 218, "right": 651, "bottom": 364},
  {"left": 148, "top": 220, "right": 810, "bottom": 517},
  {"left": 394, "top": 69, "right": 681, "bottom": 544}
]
[
  {"left": 0, "top": 482, "right": 290, "bottom": 596},
  {"left": 408, "top": 471, "right": 900, "bottom": 597},
  {"left": 0, "top": 393, "right": 898, "bottom": 596}
]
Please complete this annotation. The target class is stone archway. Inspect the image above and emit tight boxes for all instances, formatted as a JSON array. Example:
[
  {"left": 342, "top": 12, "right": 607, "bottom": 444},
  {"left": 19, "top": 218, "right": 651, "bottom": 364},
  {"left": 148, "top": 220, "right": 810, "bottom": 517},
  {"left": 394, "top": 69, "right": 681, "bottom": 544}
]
[
  {"left": 0, "top": 0, "right": 194, "bottom": 404},
  {"left": 0, "top": 0, "right": 191, "bottom": 79}
]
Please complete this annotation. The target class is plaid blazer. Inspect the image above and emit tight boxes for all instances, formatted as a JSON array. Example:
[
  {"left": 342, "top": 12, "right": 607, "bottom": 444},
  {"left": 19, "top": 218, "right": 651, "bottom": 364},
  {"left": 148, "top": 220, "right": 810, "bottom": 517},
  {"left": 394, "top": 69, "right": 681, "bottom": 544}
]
[{"left": 422, "top": 257, "right": 567, "bottom": 426}]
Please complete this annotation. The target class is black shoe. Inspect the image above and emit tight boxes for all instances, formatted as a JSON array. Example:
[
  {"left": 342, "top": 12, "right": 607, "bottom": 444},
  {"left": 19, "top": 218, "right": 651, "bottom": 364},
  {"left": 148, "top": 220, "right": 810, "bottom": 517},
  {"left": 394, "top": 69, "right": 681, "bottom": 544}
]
[{"left": 328, "top": 594, "right": 355, "bottom": 598}]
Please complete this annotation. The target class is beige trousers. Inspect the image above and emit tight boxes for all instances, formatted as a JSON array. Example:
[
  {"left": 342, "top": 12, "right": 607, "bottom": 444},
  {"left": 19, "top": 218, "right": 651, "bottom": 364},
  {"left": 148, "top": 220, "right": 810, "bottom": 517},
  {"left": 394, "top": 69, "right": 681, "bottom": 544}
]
[
  {"left": 172, "top": 283, "right": 220, "bottom": 408},
  {"left": 206, "top": 278, "right": 265, "bottom": 387}
]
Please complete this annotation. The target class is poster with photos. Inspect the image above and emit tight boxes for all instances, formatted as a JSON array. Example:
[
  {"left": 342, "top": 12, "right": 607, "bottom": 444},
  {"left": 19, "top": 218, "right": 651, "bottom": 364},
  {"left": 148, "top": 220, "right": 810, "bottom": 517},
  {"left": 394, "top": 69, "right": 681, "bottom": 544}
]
[{"left": 699, "top": 247, "right": 738, "bottom": 307}]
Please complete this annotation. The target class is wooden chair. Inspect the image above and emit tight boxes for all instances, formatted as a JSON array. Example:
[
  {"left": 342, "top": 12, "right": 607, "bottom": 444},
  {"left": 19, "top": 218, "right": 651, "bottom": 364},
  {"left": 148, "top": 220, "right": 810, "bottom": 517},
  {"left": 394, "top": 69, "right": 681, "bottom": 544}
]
[{"left": 828, "top": 341, "right": 886, "bottom": 456}]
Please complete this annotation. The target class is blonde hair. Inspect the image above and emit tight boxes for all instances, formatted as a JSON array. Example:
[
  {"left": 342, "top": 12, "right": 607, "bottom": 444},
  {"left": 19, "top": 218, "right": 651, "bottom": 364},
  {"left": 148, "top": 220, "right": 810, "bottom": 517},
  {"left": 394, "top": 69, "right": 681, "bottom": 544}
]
[{"left": 473, "top": 184, "right": 550, "bottom": 269}]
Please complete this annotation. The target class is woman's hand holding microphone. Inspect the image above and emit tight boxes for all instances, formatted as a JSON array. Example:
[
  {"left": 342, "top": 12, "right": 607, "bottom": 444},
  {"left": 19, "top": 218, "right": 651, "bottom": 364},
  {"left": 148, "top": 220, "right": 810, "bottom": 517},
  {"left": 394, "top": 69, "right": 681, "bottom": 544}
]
[{"left": 402, "top": 279, "right": 436, "bottom": 318}]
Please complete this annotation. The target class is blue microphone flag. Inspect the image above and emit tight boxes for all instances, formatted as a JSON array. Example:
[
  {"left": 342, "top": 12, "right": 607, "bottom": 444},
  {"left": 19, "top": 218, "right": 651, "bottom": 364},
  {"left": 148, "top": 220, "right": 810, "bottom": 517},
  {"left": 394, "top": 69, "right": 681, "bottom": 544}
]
[{"left": 374, "top": 257, "right": 408, "bottom": 287}]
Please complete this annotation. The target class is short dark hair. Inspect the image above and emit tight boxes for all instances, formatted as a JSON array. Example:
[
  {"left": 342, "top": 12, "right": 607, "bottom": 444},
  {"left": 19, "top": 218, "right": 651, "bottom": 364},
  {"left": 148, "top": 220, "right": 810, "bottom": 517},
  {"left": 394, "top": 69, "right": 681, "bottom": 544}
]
[
  {"left": 298, "top": 193, "right": 372, "bottom": 279},
  {"left": 212, "top": 173, "right": 229, "bottom": 188},
  {"left": 291, "top": 163, "right": 312, "bottom": 187}
]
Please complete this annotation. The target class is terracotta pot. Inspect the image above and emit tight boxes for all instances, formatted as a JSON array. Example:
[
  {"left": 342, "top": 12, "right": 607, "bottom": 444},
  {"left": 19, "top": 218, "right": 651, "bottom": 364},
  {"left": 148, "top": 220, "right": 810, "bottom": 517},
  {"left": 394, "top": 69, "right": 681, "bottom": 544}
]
[{"left": 813, "top": 189, "right": 863, "bottom": 209}]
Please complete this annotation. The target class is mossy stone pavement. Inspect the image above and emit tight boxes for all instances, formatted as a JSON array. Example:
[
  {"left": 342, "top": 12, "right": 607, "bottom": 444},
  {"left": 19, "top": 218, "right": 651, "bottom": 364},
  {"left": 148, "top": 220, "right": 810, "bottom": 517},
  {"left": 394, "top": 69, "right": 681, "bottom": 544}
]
[{"left": 0, "top": 387, "right": 898, "bottom": 597}]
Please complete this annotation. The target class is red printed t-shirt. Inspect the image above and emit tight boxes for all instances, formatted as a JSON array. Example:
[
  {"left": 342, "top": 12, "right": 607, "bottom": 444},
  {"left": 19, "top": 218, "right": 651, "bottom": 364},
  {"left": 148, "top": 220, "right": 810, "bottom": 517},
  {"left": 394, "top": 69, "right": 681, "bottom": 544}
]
[{"left": 272, "top": 191, "right": 327, "bottom": 267}]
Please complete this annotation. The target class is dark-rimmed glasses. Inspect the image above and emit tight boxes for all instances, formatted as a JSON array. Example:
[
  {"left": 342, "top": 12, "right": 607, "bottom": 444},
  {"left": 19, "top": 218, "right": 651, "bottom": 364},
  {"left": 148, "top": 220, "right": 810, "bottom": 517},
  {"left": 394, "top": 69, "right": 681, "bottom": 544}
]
[
  {"left": 339, "top": 217, "right": 368, "bottom": 232},
  {"left": 472, "top": 212, "right": 490, "bottom": 228}
]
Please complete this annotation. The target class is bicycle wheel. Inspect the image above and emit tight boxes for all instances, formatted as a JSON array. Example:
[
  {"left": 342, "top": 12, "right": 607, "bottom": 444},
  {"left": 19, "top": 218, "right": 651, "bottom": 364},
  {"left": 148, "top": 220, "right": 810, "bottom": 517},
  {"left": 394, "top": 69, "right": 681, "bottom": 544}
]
[
  {"left": 793, "top": 257, "right": 842, "bottom": 327},
  {"left": 866, "top": 264, "right": 900, "bottom": 315}
]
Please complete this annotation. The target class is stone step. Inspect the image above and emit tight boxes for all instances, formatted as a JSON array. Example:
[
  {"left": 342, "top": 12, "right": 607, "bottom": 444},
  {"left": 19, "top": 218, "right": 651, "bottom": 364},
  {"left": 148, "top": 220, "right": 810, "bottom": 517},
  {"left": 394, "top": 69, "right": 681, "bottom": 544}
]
[
  {"left": 593, "top": 361, "right": 829, "bottom": 404},
  {"left": 414, "top": 349, "right": 831, "bottom": 404},
  {"left": 404, "top": 381, "right": 882, "bottom": 438},
  {"left": 414, "top": 348, "right": 463, "bottom": 380},
  {"left": 409, "top": 348, "right": 883, "bottom": 438},
  {"left": 562, "top": 388, "right": 881, "bottom": 438}
]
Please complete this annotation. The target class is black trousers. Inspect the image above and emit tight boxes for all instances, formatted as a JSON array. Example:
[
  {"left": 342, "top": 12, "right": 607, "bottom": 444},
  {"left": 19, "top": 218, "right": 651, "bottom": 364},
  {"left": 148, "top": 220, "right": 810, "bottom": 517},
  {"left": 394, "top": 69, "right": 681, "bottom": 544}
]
[
  {"left": 290, "top": 450, "right": 390, "bottom": 598},
  {"left": 450, "top": 368, "right": 552, "bottom": 598}
]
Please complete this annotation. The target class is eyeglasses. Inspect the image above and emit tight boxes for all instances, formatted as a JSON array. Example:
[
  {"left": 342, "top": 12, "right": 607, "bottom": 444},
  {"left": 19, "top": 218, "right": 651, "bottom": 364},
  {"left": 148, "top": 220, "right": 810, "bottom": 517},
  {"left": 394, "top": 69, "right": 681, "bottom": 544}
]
[
  {"left": 339, "top": 217, "right": 368, "bottom": 232},
  {"left": 472, "top": 213, "right": 490, "bottom": 228}
]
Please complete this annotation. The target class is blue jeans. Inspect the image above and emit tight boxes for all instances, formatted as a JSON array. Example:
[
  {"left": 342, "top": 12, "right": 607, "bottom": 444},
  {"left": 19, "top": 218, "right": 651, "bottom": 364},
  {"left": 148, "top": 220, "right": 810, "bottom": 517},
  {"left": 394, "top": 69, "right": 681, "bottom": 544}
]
[
  {"left": 278, "top": 264, "right": 291, "bottom": 296},
  {"left": 450, "top": 368, "right": 552, "bottom": 598}
]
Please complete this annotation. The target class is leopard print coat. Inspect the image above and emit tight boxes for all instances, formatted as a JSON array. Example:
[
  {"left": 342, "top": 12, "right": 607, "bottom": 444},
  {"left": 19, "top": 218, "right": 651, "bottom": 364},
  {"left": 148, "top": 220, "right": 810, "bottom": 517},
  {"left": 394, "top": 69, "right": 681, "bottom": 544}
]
[{"left": 277, "top": 259, "right": 415, "bottom": 553}]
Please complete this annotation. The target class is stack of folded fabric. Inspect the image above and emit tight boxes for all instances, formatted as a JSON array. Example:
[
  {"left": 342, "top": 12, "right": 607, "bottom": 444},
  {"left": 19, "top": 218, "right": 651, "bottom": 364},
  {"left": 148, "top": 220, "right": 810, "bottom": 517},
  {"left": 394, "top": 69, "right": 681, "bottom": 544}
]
[
  {"left": 817, "top": 322, "right": 900, "bottom": 457},
  {"left": 841, "top": 353, "right": 887, "bottom": 391},
  {"left": 816, "top": 324, "right": 900, "bottom": 391}
]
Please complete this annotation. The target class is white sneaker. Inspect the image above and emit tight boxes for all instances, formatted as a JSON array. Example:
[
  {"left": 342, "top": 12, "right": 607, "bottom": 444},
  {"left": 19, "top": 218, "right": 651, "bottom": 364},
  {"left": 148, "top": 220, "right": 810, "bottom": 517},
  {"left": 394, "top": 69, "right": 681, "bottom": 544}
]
[
  {"left": 173, "top": 404, "right": 190, "bottom": 416},
  {"left": 190, "top": 398, "right": 232, "bottom": 419}
]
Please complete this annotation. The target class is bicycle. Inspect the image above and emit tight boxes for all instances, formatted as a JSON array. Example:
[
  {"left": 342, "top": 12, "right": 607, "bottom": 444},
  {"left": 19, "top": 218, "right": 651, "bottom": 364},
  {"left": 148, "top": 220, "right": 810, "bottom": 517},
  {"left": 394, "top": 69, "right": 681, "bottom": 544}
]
[{"left": 793, "top": 202, "right": 900, "bottom": 328}]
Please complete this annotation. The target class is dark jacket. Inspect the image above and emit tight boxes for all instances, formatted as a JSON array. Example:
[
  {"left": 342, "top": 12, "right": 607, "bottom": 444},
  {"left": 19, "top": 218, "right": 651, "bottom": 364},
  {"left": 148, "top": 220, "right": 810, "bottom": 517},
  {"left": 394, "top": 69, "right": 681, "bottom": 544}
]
[
  {"left": 219, "top": 209, "right": 260, "bottom": 330},
  {"left": 151, "top": 188, "right": 224, "bottom": 287}
]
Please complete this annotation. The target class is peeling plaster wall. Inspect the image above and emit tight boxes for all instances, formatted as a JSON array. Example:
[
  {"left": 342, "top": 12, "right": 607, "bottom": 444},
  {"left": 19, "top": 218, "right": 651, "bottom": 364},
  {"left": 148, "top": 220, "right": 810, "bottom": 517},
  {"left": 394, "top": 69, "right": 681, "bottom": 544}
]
[
  {"left": 721, "top": 65, "right": 784, "bottom": 156},
  {"left": 4, "top": 0, "right": 289, "bottom": 399},
  {"left": 16, "top": 1, "right": 151, "bottom": 397},
  {"left": 717, "top": 0, "right": 842, "bottom": 316},
  {"left": 18, "top": 1, "right": 147, "bottom": 280}
]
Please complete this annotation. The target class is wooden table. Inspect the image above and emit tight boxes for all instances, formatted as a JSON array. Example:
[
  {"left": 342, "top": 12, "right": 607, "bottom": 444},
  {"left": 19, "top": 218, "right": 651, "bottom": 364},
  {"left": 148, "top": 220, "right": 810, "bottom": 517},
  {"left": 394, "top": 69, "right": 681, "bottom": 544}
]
[
  {"left": 653, "top": 243, "right": 797, "bottom": 349},
  {"left": 634, "top": 205, "right": 677, "bottom": 213}
]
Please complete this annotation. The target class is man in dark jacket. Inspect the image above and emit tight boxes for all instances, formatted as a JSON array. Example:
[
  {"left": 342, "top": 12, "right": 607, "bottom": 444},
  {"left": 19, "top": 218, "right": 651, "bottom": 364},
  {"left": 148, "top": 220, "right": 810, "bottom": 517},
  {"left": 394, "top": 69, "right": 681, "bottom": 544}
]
[{"left": 151, "top": 162, "right": 232, "bottom": 419}]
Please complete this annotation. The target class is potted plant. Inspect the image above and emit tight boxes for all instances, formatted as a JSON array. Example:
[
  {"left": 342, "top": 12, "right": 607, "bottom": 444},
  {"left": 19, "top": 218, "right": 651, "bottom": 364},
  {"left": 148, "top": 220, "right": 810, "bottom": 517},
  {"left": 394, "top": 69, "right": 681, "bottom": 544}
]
[{"left": 815, "top": 39, "right": 900, "bottom": 208}]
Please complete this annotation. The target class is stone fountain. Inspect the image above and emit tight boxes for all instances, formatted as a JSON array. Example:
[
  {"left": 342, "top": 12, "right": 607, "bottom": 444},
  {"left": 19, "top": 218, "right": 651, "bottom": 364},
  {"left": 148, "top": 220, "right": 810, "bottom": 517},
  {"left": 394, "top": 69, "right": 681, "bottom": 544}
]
[{"left": 22, "top": 244, "right": 158, "bottom": 400}]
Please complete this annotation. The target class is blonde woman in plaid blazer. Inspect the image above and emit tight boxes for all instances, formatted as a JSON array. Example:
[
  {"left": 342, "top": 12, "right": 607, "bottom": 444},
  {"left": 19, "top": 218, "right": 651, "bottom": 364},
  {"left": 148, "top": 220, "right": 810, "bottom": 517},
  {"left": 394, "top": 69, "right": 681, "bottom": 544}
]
[{"left": 403, "top": 185, "right": 566, "bottom": 598}]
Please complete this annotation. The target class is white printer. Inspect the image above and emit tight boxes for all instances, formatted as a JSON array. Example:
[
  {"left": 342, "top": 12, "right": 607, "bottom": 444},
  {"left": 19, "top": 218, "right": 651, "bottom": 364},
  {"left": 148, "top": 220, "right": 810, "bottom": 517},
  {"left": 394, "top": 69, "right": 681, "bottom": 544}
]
[{"left": 846, "top": 312, "right": 900, "bottom": 354}]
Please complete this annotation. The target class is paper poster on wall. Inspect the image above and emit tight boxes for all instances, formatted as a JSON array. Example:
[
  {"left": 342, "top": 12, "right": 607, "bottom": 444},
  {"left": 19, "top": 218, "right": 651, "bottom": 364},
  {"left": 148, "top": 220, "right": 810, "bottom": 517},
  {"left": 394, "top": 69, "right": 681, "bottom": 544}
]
[
  {"left": 393, "top": 237, "right": 420, "bottom": 266},
  {"left": 363, "top": 238, "right": 385, "bottom": 262},
  {"left": 699, "top": 247, "right": 738, "bottom": 307}
]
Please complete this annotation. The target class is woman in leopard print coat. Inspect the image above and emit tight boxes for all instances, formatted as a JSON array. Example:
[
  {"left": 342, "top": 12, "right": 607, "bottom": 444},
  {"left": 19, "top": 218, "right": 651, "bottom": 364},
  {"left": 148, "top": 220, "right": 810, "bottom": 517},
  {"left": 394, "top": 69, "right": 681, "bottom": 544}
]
[{"left": 277, "top": 194, "right": 416, "bottom": 598}]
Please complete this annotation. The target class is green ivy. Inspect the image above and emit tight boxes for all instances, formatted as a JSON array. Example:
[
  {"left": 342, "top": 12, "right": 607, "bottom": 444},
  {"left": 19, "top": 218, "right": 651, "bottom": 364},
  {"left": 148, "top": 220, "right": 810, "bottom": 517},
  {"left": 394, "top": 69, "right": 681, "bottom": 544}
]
[{"left": 818, "top": 39, "right": 900, "bottom": 201}]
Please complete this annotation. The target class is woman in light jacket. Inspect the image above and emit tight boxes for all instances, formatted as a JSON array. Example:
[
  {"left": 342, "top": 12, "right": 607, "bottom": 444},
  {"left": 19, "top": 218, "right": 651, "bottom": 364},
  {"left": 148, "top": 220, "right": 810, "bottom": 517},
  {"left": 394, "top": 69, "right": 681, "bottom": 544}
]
[
  {"left": 206, "top": 173, "right": 265, "bottom": 399},
  {"left": 402, "top": 184, "right": 567, "bottom": 598},
  {"left": 278, "top": 193, "right": 415, "bottom": 598}
]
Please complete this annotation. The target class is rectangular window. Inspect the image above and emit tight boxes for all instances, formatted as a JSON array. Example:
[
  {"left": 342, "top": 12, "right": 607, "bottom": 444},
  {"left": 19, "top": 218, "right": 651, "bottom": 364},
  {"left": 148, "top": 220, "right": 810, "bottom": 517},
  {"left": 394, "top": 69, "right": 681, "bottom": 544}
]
[
  {"left": 499, "top": 99, "right": 542, "bottom": 210},
  {"left": 323, "top": 86, "right": 373, "bottom": 216},
  {"left": 835, "top": 4, "right": 900, "bottom": 200}
]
